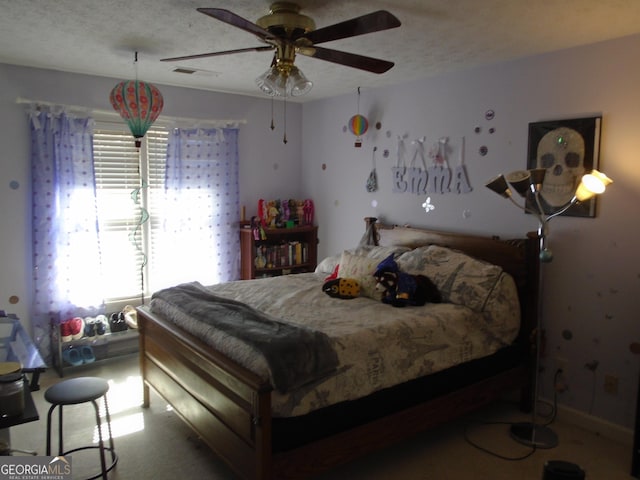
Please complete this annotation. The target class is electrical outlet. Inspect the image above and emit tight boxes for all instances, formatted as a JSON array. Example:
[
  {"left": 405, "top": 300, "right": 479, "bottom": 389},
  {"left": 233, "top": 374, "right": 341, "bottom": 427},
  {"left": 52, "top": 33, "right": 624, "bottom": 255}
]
[
  {"left": 556, "top": 356, "right": 568, "bottom": 374},
  {"left": 554, "top": 357, "right": 569, "bottom": 393},
  {"left": 604, "top": 374, "right": 619, "bottom": 394}
]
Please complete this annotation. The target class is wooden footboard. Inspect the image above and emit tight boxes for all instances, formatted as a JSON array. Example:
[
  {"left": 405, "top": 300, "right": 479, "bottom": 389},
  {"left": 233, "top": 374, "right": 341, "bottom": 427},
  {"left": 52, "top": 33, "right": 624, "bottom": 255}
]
[
  {"left": 139, "top": 305, "right": 529, "bottom": 480},
  {"left": 138, "top": 307, "right": 274, "bottom": 479}
]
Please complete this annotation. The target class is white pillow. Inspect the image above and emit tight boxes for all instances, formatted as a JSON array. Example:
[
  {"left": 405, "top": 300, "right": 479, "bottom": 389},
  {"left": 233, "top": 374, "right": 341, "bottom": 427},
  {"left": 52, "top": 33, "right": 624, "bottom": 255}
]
[
  {"left": 337, "top": 251, "right": 383, "bottom": 300},
  {"left": 315, "top": 255, "right": 340, "bottom": 274}
]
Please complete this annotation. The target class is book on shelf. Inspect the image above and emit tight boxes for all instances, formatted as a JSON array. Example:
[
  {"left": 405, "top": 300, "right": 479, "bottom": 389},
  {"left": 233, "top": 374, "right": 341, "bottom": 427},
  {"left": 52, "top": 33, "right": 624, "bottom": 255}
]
[{"left": 254, "top": 240, "right": 309, "bottom": 269}]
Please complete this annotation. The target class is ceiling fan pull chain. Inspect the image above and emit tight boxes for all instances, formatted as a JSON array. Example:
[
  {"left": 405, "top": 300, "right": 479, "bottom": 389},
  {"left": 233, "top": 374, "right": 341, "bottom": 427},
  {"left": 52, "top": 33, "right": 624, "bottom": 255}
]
[
  {"left": 270, "top": 96, "right": 275, "bottom": 131},
  {"left": 282, "top": 94, "right": 288, "bottom": 144}
]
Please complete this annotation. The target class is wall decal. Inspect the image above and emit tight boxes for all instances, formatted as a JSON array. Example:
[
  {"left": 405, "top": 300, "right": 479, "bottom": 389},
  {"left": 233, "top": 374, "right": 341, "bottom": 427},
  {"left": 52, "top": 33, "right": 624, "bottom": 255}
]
[
  {"left": 390, "top": 135, "right": 473, "bottom": 196},
  {"left": 391, "top": 134, "right": 409, "bottom": 193},
  {"left": 408, "top": 136, "right": 429, "bottom": 193},
  {"left": 422, "top": 196, "right": 435, "bottom": 213},
  {"left": 366, "top": 147, "right": 378, "bottom": 192},
  {"left": 427, "top": 137, "right": 452, "bottom": 194},
  {"left": 453, "top": 136, "right": 472, "bottom": 194}
]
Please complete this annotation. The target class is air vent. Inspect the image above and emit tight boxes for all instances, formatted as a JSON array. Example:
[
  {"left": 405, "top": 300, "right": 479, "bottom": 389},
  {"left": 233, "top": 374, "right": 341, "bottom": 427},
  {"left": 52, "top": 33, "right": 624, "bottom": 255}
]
[{"left": 171, "top": 67, "right": 220, "bottom": 77}]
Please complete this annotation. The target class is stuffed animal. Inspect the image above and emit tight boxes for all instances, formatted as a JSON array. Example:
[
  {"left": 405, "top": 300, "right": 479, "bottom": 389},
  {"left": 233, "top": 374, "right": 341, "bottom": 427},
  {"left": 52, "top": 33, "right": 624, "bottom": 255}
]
[
  {"left": 323, "top": 277, "right": 361, "bottom": 299},
  {"left": 266, "top": 200, "right": 279, "bottom": 227},
  {"left": 373, "top": 254, "right": 441, "bottom": 307}
]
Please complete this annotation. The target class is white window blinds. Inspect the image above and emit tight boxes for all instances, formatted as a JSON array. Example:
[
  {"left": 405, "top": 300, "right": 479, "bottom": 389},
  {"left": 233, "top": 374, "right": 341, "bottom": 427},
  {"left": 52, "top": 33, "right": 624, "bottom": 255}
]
[{"left": 92, "top": 122, "right": 168, "bottom": 303}]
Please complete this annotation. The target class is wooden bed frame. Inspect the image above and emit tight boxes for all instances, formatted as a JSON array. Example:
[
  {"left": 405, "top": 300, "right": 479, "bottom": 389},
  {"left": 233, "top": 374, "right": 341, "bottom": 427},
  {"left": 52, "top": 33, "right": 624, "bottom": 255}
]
[{"left": 137, "top": 219, "right": 540, "bottom": 479}]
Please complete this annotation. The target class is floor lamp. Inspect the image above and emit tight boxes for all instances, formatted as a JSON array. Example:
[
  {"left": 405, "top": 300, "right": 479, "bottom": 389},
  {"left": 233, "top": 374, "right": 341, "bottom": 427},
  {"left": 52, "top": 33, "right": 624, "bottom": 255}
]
[{"left": 486, "top": 168, "right": 612, "bottom": 449}]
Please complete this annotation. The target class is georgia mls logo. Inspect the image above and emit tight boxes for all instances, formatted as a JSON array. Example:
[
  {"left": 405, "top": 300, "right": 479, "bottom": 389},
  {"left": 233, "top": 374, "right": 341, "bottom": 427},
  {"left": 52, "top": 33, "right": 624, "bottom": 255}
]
[
  {"left": 0, "top": 455, "right": 72, "bottom": 479},
  {"left": 48, "top": 456, "right": 71, "bottom": 475}
]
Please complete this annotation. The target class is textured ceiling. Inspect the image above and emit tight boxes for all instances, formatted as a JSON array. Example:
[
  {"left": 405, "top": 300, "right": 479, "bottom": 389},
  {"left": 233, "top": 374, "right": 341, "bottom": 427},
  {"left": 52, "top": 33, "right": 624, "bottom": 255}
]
[{"left": 2, "top": 0, "right": 640, "bottom": 102}]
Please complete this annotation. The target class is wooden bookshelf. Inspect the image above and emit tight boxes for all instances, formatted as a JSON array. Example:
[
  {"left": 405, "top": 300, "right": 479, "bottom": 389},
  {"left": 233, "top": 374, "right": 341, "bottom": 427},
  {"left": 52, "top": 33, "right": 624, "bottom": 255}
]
[{"left": 240, "top": 224, "right": 318, "bottom": 280}]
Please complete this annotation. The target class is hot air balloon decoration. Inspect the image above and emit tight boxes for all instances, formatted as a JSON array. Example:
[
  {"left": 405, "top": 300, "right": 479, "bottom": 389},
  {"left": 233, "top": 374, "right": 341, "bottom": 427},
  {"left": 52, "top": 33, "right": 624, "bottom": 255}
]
[
  {"left": 349, "top": 114, "right": 369, "bottom": 148},
  {"left": 110, "top": 79, "right": 164, "bottom": 149},
  {"left": 348, "top": 87, "right": 369, "bottom": 147}
]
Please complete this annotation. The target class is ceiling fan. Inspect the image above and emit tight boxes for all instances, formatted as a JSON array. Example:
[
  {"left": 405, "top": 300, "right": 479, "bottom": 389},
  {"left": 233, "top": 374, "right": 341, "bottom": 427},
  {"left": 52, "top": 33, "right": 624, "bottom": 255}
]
[{"left": 161, "top": 2, "right": 401, "bottom": 97}]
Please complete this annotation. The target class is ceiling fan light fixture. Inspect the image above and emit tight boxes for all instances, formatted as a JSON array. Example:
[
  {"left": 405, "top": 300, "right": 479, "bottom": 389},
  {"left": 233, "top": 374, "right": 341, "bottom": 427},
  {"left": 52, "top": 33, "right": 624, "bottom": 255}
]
[
  {"left": 256, "top": 66, "right": 280, "bottom": 96},
  {"left": 255, "top": 64, "right": 312, "bottom": 97},
  {"left": 274, "top": 70, "right": 289, "bottom": 93},
  {"left": 289, "top": 66, "right": 312, "bottom": 96}
]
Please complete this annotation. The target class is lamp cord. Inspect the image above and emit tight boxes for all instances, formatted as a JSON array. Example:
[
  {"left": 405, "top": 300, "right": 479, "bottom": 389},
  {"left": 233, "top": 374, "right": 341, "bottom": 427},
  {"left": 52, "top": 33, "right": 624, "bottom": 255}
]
[
  {"left": 463, "top": 369, "right": 561, "bottom": 461},
  {"left": 464, "top": 420, "right": 537, "bottom": 461}
]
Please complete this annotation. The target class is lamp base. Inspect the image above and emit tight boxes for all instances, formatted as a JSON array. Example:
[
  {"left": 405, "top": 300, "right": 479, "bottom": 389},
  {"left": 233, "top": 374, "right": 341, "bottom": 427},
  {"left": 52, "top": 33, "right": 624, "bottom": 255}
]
[{"left": 510, "top": 422, "right": 558, "bottom": 449}]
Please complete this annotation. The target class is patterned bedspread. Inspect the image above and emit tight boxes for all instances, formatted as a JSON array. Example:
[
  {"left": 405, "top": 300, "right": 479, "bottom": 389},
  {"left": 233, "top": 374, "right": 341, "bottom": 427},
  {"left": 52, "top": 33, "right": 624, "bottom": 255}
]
[
  {"left": 152, "top": 261, "right": 520, "bottom": 417},
  {"left": 151, "top": 282, "right": 339, "bottom": 393}
]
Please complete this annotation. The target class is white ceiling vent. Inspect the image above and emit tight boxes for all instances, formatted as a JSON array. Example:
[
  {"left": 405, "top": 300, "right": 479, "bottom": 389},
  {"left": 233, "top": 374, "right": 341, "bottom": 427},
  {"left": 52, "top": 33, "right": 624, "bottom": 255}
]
[{"left": 171, "top": 67, "right": 220, "bottom": 77}]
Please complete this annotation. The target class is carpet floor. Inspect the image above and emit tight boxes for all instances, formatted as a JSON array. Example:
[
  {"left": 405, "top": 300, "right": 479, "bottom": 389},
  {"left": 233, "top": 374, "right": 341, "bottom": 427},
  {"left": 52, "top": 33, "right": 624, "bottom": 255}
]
[{"left": 7, "top": 355, "right": 634, "bottom": 479}]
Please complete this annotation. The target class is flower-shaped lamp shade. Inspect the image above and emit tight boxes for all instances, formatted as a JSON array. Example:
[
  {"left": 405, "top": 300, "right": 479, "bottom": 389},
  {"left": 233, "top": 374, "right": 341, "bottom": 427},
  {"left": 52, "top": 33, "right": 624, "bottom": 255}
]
[
  {"left": 255, "top": 65, "right": 313, "bottom": 97},
  {"left": 529, "top": 168, "right": 547, "bottom": 187},
  {"left": 256, "top": 67, "right": 279, "bottom": 96},
  {"left": 485, "top": 174, "right": 512, "bottom": 198},
  {"left": 506, "top": 170, "right": 532, "bottom": 197},
  {"left": 289, "top": 67, "right": 313, "bottom": 96},
  {"left": 110, "top": 80, "right": 164, "bottom": 148},
  {"left": 575, "top": 169, "right": 613, "bottom": 202}
]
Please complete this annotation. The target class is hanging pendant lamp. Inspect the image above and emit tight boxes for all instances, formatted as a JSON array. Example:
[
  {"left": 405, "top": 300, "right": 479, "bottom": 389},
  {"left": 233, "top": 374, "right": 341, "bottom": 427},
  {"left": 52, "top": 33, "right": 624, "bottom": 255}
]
[{"left": 109, "top": 52, "right": 164, "bottom": 148}]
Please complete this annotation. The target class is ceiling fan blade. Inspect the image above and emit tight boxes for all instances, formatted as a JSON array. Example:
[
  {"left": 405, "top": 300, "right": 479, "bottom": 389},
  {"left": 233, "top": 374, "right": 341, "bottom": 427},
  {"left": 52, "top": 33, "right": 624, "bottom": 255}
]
[
  {"left": 197, "top": 8, "right": 275, "bottom": 41},
  {"left": 303, "top": 10, "right": 400, "bottom": 45},
  {"left": 303, "top": 46, "right": 395, "bottom": 74},
  {"left": 161, "top": 46, "right": 273, "bottom": 62}
]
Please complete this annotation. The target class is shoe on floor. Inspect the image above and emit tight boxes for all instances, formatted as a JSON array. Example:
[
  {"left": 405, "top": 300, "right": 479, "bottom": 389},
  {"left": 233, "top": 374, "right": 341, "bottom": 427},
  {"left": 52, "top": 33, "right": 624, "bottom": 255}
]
[
  {"left": 109, "top": 312, "right": 128, "bottom": 332},
  {"left": 84, "top": 317, "right": 96, "bottom": 337},
  {"left": 68, "top": 317, "right": 85, "bottom": 340},
  {"left": 60, "top": 320, "right": 72, "bottom": 343},
  {"left": 62, "top": 348, "right": 83, "bottom": 366},
  {"left": 80, "top": 345, "right": 95, "bottom": 363},
  {"left": 122, "top": 305, "right": 138, "bottom": 329},
  {"left": 95, "top": 314, "right": 108, "bottom": 335}
]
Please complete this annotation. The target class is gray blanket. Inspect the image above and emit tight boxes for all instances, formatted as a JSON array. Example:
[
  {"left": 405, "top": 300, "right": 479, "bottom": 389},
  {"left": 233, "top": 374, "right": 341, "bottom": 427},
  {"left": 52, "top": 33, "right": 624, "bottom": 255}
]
[{"left": 150, "top": 281, "right": 338, "bottom": 393}]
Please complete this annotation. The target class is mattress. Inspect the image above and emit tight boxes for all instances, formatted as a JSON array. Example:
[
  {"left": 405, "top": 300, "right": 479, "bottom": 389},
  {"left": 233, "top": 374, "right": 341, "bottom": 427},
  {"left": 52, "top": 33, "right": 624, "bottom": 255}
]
[{"left": 151, "top": 266, "right": 520, "bottom": 417}]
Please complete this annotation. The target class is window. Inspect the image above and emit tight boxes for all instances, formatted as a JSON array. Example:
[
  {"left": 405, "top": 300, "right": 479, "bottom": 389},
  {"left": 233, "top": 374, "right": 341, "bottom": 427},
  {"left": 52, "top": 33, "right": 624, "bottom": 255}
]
[
  {"left": 93, "top": 121, "right": 168, "bottom": 305},
  {"left": 92, "top": 121, "right": 241, "bottom": 308}
]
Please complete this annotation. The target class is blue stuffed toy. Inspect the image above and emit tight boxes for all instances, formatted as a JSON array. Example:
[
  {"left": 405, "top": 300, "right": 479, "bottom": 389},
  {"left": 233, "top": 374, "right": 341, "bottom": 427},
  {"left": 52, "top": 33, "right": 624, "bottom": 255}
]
[{"left": 373, "top": 254, "right": 442, "bottom": 307}]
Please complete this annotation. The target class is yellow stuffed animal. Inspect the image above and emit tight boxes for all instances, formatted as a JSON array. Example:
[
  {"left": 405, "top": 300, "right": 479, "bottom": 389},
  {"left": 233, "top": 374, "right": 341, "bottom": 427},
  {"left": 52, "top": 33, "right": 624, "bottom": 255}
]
[{"left": 322, "top": 278, "right": 361, "bottom": 299}]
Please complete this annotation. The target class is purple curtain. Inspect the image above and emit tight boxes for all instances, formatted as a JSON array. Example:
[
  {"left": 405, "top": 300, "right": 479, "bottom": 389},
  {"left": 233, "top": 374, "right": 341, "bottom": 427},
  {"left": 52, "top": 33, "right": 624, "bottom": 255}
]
[
  {"left": 151, "top": 127, "right": 240, "bottom": 290},
  {"left": 30, "top": 108, "right": 103, "bottom": 360}
]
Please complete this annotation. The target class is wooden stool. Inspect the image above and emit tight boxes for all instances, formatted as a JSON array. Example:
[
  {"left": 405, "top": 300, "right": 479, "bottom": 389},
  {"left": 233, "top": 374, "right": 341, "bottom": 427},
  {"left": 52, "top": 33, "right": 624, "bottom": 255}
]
[{"left": 45, "top": 377, "right": 117, "bottom": 480}]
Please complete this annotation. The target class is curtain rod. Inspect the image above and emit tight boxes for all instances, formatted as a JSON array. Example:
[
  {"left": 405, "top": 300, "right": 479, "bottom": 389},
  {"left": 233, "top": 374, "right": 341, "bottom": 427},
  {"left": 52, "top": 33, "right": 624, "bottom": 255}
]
[{"left": 15, "top": 97, "right": 248, "bottom": 128}]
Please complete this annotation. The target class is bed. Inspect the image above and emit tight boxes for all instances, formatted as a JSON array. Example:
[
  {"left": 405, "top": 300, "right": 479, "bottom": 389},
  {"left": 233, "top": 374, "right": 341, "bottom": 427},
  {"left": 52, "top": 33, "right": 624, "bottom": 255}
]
[{"left": 137, "top": 218, "right": 540, "bottom": 479}]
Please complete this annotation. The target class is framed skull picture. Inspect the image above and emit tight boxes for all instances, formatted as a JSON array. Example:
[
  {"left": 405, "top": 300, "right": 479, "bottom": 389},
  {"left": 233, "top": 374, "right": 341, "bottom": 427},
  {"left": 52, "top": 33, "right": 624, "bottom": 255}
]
[{"left": 527, "top": 116, "right": 602, "bottom": 217}]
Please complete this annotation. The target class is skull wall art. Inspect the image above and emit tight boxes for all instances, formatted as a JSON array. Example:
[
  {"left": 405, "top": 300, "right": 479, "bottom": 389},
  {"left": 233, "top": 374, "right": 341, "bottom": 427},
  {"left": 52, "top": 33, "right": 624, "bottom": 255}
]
[
  {"left": 527, "top": 117, "right": 602, "bottom": 217},
  {"left": 536, "top": 127, "right": 585, "bottom": 207}
]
